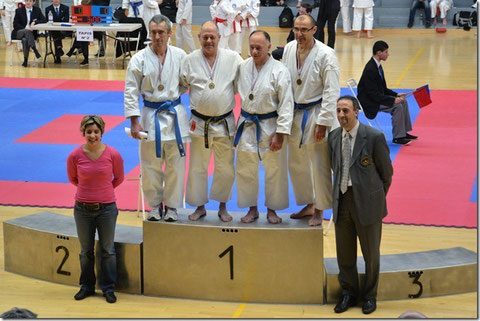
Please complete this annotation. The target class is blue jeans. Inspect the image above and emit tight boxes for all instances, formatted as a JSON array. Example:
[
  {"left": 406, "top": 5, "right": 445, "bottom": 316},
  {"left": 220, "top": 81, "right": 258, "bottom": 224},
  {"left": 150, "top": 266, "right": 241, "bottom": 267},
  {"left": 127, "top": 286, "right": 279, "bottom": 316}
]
[
  {"left": 408, "top": 0, "right": 431, "bottom": 25},
  {"left": 74, "top": 202, "right": 118, "bottom": 293}
]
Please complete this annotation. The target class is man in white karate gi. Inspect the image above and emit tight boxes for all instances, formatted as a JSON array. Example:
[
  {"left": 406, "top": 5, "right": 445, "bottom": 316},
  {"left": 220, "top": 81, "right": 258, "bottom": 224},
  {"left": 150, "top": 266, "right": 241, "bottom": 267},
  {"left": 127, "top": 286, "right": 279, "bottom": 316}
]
[
  {"left": 239, "top": 0, "right": 260, "bottom": 48},
  {"left": 181, "top": 21, "right": 243, "bottom": 222},
  {"left": 122, "top": 0, "right": 144, "bottom": 19},
  {"left": 124, "top": 14, "right": 190, "bottom": 222},
  {"left": 175, "top": 0, "right": 195, "bottom": 53},
  {"left": 142, "top": 0, "right": 161, "bottom": 39},
  {"left": 234, "top": 30, "right": 294, "bottom": 224},
  {"left": 210, "top": 0, "right": 235, "bottom": 50},
  {"left": 283, "top": 14, "right": 340, "bottom": 226}
]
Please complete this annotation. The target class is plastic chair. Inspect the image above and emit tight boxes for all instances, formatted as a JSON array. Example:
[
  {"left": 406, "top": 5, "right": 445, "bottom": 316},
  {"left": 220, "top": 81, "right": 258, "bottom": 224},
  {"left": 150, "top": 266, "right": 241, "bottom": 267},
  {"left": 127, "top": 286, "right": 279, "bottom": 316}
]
[{"left": 346, "top": 78, "right": 384, "bottom": 133}]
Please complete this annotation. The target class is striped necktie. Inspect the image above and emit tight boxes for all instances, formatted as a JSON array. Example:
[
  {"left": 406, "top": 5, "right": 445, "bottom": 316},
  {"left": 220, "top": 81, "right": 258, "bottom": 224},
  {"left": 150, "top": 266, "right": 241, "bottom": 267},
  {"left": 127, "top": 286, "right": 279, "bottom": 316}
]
[{"left": 340, "top": 132, "right": 351, "bottom": 194}]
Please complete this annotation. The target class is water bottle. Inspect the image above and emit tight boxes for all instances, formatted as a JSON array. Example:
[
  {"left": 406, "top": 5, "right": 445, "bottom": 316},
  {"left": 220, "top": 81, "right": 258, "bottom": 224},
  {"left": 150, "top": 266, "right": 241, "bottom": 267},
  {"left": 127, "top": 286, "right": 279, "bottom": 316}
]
[{"left": 48, "top": 11, "right": 53, "bottom": 25}]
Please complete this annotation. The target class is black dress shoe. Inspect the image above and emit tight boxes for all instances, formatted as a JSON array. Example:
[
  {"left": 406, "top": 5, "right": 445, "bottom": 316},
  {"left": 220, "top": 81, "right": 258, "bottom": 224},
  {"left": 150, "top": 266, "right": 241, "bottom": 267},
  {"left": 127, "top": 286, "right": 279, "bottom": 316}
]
[
  {"left": 33, "top": 48, "right": 41, "bottom": 59},
  {"left": 362, "top": 298, "right": 376, "bottom": 314},
  {"left": 104, "top": 292, "right": 117, "bottom": 303},
  {"left": 22, "top": 59, "right": 28, "bottom": 67},
  {"left": 334, "top": 295, "right": 357, "bottom": 313},
  {"left": 57, "top": 48, "right": 64, "bottom": 56},
  {"left": 407, "top": 23, "right": 413, "bottom": 28},
  {"left": 406, "top": 133, "right": 418, "bottom": 140},
  {"left": 74, "top": 288, "right": 95, "bottom": 300},
  {"left": 80, "top": 59, "right": 89, "bottom": 66},
  {"left": 393, "top": 137, "right": 411, "bottom": 145},
  {"left": 54, "top": 57, "right": 61, "bottom": 64},
  {"left": 66, "top": 49, "right": 75, "bottom": 57}
]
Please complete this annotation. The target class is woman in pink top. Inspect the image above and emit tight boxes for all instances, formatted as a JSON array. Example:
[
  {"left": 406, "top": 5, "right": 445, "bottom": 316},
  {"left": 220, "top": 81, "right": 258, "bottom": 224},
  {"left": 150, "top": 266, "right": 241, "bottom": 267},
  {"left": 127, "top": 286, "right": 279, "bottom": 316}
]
[{"left": 67, "top": 115, "right": 124, "bottom": 304}]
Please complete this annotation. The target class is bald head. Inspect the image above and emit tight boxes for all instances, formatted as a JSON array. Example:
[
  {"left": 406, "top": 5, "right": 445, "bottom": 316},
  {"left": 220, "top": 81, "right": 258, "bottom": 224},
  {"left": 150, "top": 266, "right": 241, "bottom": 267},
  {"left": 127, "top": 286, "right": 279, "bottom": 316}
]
[
  {"left": 295, "top": 14, "right": 316, "bottom": 28},
  {"left": 200, "top": 20, "right": 219, "bottom": 34}
]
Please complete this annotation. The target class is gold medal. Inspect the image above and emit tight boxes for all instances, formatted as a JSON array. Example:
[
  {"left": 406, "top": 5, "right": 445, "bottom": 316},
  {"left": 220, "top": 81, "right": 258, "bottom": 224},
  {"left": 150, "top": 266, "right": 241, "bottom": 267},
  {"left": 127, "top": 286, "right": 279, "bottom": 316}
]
[
  {"left": 158, "top": 84, "right": 164, "bottom": 91},
  {"left": 209, "top": 82, "right": 215, "bottom": 89},
  {"left": 296, "top": 78, "right": 302, "bottom": 85},
  {"left": 249, "top": 93, "right": 254, "bottom": 100}
]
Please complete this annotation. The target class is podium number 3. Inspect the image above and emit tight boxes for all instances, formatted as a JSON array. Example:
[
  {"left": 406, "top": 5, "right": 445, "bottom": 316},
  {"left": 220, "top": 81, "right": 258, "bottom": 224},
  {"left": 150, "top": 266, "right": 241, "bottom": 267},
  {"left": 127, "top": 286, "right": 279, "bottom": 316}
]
[
  {"left": 218, "top": 245, "right": 234, "bottom": 280},
  {"left": 56, "top": 245, "right": 71, "bottom": 276}
]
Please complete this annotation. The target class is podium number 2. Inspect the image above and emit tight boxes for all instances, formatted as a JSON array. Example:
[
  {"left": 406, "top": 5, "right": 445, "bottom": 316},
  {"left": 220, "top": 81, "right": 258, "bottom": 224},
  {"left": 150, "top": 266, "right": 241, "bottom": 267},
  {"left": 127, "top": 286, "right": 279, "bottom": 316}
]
[
  {"left": 56, "top": 245, "right": 71, "bottom": 276},
  {"left": 218, "top": 245, "right": 234, "bottom": 280}
]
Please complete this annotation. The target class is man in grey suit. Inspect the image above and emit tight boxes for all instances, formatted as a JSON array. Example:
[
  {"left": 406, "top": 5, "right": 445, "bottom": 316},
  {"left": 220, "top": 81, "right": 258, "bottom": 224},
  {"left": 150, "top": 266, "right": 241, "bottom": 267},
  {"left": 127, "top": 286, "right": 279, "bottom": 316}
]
[{"left": 328, "top": 95, "right": 393, "bottom": 314}]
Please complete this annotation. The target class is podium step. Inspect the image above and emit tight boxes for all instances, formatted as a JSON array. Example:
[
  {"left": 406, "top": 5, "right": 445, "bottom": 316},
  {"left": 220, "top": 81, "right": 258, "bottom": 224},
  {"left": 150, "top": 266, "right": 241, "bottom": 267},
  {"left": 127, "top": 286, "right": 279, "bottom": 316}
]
[{"left": 324, "top": 247, "right": 477, "bottom": 302}]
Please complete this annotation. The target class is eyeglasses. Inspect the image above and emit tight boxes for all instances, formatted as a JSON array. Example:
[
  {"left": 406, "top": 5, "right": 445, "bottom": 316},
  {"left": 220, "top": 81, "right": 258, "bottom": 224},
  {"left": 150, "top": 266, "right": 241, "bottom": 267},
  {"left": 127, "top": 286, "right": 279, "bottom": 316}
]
[{"left": 292, "top": 26, "right": 314, "bottom": 34}]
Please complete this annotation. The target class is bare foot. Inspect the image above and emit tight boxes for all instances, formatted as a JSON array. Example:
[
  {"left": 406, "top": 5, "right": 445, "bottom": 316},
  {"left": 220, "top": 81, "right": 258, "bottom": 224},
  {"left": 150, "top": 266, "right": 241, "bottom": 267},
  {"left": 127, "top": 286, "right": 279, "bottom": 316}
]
[
  {"left": 367, "top": 31, "right": 374, "bottom": 38},
  {"left": 241, "top": 207, "right": 259, "bottom": 223},
  {"left": 267, "top": 209, "right": 282, "bottom": 224},
  {"left": 290, "top": 203, "right": 314, "bottom": 219},
  {"left": 7, "top": 41, "right": 11, "bottom": 46},
  {"left": 189, "top": 206, "right": 207, "bottom": 221},
  {"left": 308, "top": 209, "right": 323, "bottom": 227},
  {"left": 356, "top": 31, "right": 361, "bottom": 38},
  {"left": 442, "top": 18, "right": 447, "bottom": 26},
  {"left": 218, "top": 203, "right": 232, "bottom": 222}
]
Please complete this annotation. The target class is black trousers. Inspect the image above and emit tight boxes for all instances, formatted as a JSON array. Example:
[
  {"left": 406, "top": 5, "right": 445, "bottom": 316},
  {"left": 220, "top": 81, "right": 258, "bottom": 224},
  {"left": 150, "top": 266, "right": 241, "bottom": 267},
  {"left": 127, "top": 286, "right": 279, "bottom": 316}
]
[
  {"left": 334, "top": 187, "right": 382, "bottom": 300},
  {"left": 315, "top": 8, "right": 340, "bottom": 49}
]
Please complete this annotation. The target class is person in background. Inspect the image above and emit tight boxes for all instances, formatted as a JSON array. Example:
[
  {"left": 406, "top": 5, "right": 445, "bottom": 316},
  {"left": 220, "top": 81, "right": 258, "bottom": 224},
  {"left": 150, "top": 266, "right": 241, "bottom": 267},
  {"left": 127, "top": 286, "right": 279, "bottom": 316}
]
[
  {"left": 0, "top": 0, "right": 23, "bottom": 46},
  {"left": 430, "top": 0, "right": 453, "bottom": 26},
  {"left": 340, "top": 0, "right": 352, "bottom": 34},
  {"left": 408, "top": 0, "right": 431, "bottom": 28},
  {"left": 12, "top": 0, "right": 45, "bottom": 67},
  {"left": 67, "top": 115, "right": 124, "bottom": 304},
  {"left": 352, "top": 0, "right": 374, "bottom": 38},
  {"left": 175, "top": 0, "right": 195, "bottom": 53},
  {"left": 45, "top": 0, "right": 69, "bottom": 63}
]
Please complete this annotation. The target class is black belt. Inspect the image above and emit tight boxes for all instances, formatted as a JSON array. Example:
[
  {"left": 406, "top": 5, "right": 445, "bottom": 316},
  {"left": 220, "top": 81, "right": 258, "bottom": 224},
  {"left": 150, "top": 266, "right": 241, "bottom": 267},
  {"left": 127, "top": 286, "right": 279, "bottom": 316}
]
[
  {"left": 75, "top": 200, "right": 115, "bottom": 211},
  {"left": 191, "top": 109, "right": 232, "bottom": 148}
]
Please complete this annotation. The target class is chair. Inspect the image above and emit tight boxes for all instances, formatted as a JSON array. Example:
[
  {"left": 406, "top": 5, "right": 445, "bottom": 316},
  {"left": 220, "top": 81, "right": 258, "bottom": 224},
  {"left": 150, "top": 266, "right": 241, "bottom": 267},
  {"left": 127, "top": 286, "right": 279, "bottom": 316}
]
[
  {"left": 346, "top": 78, "right": 384, "bottom": 133},
  {"left": 9, "top": 38, "right": 42, "bottom": 66},
  {"left": 112, "top": 17, "right": 146, "bottom": 64}
]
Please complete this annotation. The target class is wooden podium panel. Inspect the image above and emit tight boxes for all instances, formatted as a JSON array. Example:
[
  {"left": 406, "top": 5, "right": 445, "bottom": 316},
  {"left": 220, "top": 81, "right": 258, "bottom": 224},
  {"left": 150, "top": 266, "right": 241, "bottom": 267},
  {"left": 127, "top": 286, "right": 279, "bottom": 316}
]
[
  {"left": 324, "top": 247, "right": 477, "bottom": 302},
  {"left": 3, "top": 212, "right": 143, "bottom": 294},
  {"left": 143, "top": 210, "right": 324, "bottom": 304}
]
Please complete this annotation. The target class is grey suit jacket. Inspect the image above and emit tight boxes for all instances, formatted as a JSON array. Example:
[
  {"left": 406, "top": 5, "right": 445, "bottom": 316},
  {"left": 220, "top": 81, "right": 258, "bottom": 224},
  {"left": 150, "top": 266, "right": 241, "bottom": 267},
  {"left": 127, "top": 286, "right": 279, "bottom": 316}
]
[{"left": 328, "top": 122, "right": 393, "bottom": 226}]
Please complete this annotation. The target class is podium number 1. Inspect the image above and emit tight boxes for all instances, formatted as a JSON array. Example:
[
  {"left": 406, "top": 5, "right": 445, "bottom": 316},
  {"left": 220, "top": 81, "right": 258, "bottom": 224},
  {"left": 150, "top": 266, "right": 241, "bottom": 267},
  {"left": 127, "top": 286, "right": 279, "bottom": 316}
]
[{"left": 218, "top": 245, "right": 234, "bottom": 280}]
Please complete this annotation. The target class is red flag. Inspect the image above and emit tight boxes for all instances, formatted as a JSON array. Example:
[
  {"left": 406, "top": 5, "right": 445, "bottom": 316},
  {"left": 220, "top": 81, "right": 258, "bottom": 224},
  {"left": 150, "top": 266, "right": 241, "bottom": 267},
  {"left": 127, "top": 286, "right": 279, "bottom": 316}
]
[{"left": 413, "top": 85, "right": 432, "bottom": 108}]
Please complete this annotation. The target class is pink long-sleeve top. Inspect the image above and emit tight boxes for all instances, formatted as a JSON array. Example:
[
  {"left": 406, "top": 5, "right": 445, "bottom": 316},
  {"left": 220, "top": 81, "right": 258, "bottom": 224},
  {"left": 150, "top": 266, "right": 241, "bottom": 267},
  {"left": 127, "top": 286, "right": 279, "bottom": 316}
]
[{"left": 67, "top": 145, "right": 125, "bottom": 203}]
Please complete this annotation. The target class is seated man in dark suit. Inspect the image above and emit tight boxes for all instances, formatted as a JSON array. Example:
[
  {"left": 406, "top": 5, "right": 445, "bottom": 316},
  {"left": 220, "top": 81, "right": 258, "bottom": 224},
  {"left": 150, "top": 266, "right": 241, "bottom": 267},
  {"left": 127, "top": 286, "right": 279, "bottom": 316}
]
[
  {"left": 45, "top": 0, "right": 69, "bottom": 63},
  {"left": 357, "top": 40, "right": 418, "bottom": 145},
  {"left": 12, "top": 0, "right": 45, "bottom": 67}
]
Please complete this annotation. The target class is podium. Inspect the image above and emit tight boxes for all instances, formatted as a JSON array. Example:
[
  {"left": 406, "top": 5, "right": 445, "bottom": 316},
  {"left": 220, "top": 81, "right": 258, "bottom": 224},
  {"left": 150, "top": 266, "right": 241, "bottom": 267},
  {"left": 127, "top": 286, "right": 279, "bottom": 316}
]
[{"left": 143, "top": 210, "right": 325, "bottom": 304}]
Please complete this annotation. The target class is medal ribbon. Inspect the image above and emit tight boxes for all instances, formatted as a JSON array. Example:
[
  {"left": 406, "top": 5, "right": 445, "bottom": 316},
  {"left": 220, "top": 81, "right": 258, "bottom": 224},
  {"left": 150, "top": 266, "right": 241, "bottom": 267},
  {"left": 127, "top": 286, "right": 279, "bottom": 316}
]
[
  {"left": 202, "top": 52, "right": 218, "bottom": 82},
  {"left": 156, "top": 46, "right": 167, "bottom": 86},
  {"left": 296, "top": 40, "right": 315, "bottom": 81}
]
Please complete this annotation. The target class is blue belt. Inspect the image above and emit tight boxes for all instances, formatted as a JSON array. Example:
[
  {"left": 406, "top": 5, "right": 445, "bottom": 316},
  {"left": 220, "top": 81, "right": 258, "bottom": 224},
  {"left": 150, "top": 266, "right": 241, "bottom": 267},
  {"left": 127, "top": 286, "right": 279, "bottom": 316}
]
[
  {"left": 233, "top": 109, "right": 278, "bottom": 160},
  {"left": 294, "top": 98, "right": 322, "bottom": 148},
  {"left": 129, "top": 1, "right": 142, "bottom": 17},
  {"left": 144, "top": 98, "right": 185, "bottom": 158}
]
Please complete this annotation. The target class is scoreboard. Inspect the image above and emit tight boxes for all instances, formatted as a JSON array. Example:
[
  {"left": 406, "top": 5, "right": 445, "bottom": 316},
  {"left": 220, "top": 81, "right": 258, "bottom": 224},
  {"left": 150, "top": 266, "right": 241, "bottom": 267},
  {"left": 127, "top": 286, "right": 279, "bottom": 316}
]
[{"left": 72, "top": 5, "right": 112, "bottom": 24}]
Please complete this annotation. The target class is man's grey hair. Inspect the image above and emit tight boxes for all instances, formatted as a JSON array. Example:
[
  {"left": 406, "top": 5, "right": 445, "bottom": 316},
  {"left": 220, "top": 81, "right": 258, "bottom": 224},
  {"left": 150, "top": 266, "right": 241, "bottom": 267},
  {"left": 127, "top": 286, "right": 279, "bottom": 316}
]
[
  {"left": 0, "top": 307, "right": 38, "bottom": 319},
  {"left": 149, "top": 14, "right": 172, "bottom": 31}
]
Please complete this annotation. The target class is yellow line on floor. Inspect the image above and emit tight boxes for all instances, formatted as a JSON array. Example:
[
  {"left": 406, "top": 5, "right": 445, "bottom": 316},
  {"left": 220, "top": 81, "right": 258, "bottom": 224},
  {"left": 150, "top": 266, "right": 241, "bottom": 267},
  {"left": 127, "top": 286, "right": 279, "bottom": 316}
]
[
  {"left": 393, "top": 47, "right": 424, "bottom": 88},
  {"left": 232, "top": 303, "right": 246, "bottom": 318}
]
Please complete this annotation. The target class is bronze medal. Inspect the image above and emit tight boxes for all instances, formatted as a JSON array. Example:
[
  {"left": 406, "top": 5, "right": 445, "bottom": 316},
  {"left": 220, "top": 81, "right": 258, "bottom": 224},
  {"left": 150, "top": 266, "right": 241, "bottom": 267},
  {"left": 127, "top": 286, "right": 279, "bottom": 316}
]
[
  {"left": 209, "top": 82, "right": 215, "bottom": 89},
  {"left": 296, "top": 78, "right": 302, "bottom": 85},
  {"left": 249, "top": 93, "right": 254, "bottom": 100},
  {"left": 158, "top": 84, "right": 164, "bottom": 91}
]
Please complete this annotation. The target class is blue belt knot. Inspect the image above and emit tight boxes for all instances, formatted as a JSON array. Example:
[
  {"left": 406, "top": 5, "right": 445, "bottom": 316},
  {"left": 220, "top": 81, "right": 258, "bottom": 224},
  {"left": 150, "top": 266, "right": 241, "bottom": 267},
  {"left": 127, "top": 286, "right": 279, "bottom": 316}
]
[{"left": 144, "top": 98, "right": 184, "bottom": 158}]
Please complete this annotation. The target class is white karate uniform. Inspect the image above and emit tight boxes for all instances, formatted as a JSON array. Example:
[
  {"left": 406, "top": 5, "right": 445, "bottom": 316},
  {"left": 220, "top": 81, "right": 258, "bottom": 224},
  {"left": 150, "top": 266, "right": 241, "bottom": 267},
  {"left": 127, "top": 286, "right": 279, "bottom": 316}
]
[
  {"left": 180, "top": 48, "right": 243, "bottom": 207},
  {"left": 430, "top": 0, "right": 452, "bottom": 19},
  {"left": 352, "top": 0, "right": 374, "bottom": 31},
  {"left": 124, "top": 45, "right": 190, "bottom": 208},
  {"left": 283, "top": 39, "right": 340, "bottom": 210},
  {"left": 142, "top": 0, "right": 161, "bottom": 38},
  {"left": 228, "top": 0, "right": 246, "bottom": 53},
  {"left": 340, "top": 0, "right": 352, "bottom": 33},
  {"left": 210, "top": 0, "right": 237, "bottom": 50},
  {"left": 175, "top": 0, "right": 195, "bottom": 53},
  {"left": 235, "top": 56, "right": 294, "bottom": 210},
  {"left": 122, "top": 0, "right": 144, "bottom": 18},
  {"left": 0, "top": 0, "right": 22, "bottom": 42},
  {"left": 240, "top": 0, "right": 260, "bottom": 45}
]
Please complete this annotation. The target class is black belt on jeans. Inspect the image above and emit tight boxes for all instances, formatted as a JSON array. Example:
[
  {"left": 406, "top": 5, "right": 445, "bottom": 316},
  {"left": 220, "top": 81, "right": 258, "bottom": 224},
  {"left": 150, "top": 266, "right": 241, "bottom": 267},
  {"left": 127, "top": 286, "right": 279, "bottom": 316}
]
[
  {"left": 75, "top": 200, "right": 115, "bottom": 211},
  {"left": 191, "top": 109, "right": 232, "bottom": 148}
]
